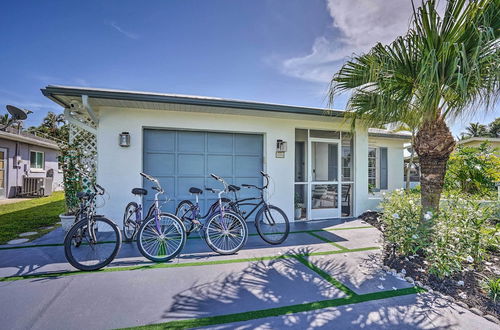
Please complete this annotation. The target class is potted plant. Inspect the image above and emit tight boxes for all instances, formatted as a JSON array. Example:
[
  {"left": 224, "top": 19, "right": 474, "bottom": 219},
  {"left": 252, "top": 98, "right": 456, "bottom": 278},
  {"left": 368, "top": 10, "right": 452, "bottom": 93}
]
[{"left": 294, "top": 193, "right": 303, "bottom": 220}]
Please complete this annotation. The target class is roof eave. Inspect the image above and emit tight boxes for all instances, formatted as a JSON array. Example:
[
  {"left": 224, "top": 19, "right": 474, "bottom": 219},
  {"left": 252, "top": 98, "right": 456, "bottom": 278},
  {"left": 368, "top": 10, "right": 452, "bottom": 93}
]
[{"left": 41, "top": 86, "right": 345, "bottom": 118}]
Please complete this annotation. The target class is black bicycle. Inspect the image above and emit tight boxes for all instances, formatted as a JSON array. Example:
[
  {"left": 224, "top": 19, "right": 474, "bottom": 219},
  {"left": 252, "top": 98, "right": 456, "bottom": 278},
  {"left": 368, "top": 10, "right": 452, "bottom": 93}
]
[
  {"left": 227, "top": 171, "right": 289, "bottom": 245},
  {"left": 64, "top": 183, "right": 122, "bottom": 271}
]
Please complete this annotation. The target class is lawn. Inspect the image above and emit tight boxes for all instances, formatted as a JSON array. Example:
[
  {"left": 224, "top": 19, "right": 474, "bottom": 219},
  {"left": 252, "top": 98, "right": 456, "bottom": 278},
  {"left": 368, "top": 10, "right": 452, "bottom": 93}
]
[{"left": 0, "top": 192, "right": 65, "bottom": 244}]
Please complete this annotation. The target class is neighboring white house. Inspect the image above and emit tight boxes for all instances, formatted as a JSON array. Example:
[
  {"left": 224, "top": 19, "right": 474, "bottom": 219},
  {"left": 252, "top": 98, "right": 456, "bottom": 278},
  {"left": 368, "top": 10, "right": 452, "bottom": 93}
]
[{"left": 42, "top": 85, "right": 410, "bottom": 222}]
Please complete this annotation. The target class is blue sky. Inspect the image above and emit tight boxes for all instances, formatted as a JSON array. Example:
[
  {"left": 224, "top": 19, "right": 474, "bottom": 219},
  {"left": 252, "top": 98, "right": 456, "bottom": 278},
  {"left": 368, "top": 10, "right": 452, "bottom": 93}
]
[{"left": 0, "top": 0, "right": 497, "bottom": 135}]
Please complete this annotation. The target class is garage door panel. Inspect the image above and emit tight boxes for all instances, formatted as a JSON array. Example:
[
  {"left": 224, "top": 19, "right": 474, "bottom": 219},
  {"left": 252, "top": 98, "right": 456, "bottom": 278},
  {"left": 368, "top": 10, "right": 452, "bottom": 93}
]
[
  {"left": 207, "top": 155, "right": 233, "bottom": 177},
  {"left": 177, "top": 177, "right": 205, "bottom": 197},
  {"left": 144, "top": 130, "right": 175, "bottom": 152},
  {"left": 144, "top": 129, "right": 262, "bottom": 216},
  {"left": 235, "top": 134, "right": 262, "bottom": 155},
  {"left": 178, "top": 154, "right": 204, "bottom": 175},
  {"left": 178, "top": 131, "right": 205, "bottom": 152},
  {"left": 207, "top": 133, "right": 233, "bottom": 153},
  {"left": 235, "top": 155, "right": 261, "bottom": 176},
  {"left": 144, "top": 153, "right": 175, "bottom": 176}
]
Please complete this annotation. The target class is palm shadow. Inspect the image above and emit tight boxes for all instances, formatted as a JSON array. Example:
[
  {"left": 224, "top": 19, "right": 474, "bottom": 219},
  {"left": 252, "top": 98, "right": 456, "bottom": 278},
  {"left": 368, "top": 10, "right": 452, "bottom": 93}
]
[{"left": 160, "top": 247, "right": 459, "bottom": 329}]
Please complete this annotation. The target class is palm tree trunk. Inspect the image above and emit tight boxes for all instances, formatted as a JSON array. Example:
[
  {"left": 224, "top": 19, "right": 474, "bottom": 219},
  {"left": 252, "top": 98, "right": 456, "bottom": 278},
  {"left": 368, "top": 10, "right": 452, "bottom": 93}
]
[
  {"left": 414, "top": 118, "right": 455, "bottom": 215},
  {"left": 405, "top": 133, "right": 415, "bottom": 191}
]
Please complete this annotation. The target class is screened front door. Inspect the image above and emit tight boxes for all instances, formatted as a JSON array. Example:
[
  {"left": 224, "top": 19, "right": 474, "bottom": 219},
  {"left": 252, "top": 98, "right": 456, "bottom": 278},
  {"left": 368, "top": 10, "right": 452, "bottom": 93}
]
[{"left": 308, "top": 139, "right": 341, "bottom": 219}]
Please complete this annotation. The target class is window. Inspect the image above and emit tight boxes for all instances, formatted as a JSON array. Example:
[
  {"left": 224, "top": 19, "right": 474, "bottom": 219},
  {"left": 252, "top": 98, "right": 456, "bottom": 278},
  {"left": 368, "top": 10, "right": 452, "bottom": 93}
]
[
  {"left": 30, "top": 151, "right": 44, "bottom": 170},
  {"left": 341, "top": 133, "right": 353, "bottom": 182},
  {"left": 368, "top": 147, "right": 388, "bottom": 191},
  {"left": 368, "top": 147, "right": 377, "bottom": 187}
]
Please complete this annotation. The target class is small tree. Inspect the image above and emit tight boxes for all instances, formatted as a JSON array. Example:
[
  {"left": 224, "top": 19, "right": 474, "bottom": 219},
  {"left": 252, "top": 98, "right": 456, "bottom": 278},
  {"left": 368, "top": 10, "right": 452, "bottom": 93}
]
[{"left": 445, "top": 142, "right": 500, "bottom": 196}]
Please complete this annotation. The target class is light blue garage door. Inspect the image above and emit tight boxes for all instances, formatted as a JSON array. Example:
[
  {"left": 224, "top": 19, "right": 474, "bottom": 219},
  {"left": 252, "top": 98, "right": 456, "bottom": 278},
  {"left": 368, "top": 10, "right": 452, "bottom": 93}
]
[{"left": 143, "top": 129, "right": 263, "bottom": 216}]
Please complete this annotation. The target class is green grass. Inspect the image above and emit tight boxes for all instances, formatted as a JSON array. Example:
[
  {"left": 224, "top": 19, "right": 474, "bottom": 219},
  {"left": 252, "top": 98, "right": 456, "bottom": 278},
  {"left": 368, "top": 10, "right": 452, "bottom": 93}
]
[{"left": 0, "top": 192, "right": 65, "bottom": 244}]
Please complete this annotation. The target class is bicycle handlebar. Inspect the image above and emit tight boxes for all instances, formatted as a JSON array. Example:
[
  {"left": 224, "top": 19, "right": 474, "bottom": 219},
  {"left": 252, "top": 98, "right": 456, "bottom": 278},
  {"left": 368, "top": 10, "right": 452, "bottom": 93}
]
[
  {"left": 242, "top": 172, "right": 269, "bottom": 190},
  {"left": 210, "top": 173, "right": 222, "bottom": 181},
  {"left": 94, "top": 183, "right": 105, "bottom": 195},
  {"left": 140, "top": 172, "right": 164, "bottom": 193}
]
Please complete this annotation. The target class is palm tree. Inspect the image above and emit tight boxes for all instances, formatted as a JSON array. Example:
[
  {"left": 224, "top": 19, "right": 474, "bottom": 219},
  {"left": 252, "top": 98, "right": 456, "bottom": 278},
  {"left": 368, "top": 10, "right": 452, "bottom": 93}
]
[
  {"left": 0, "top": 114, "right": 12, "bottom": 127},
  {"left": 464, "top": 122, "right": 489, "bottom": 137},
  {"left": 42, "top": 112, "right": 65, "bottom": 134},
  {"left": 329, "top": 0, "right": 500, "bottom": 215},
  {"left": 488, "top": 117, "right": 500, "bottom": 137}
]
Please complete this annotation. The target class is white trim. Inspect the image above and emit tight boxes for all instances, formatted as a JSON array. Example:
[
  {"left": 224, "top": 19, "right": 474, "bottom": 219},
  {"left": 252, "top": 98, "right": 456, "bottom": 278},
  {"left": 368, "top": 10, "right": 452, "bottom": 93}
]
[
  {"left": 29, "top": 149, "right": 45, "bottom": 170},
  {"left": 308, "top": 136, "right": 341, "bottom": 220},
  {"left": 82, "top": 94, "right": 99, "bottom": 124},
  {"left": 0, "top": 147, "right": 7, "bottom": 198},
  {"left": 64, "top": 108, "right": 97, "bottom": 136}
]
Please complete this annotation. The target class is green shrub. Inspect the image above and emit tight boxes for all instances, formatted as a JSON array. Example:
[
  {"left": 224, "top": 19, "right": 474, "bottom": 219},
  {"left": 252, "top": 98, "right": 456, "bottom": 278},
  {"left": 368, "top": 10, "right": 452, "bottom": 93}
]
[
  {"left": 482, "top": 277, "right": 500, "bottom": 303},
  {"left": 425, "top": 195, "right": 494, "bottom": 278},
  {"left": 379, "top": 190, "right": 432, "bottom": 255},
  {"left": 380, "top": 191, "right": 496, "bottom": 278},
  {"left": 445, "top": 142, "right": 500, "bottom": 197}
]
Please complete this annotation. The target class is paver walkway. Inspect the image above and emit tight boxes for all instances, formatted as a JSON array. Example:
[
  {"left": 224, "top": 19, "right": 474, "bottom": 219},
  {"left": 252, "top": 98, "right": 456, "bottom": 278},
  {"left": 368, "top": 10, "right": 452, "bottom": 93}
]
[{"left": 0, "top": 218, "right": 497, "bottom": 329}]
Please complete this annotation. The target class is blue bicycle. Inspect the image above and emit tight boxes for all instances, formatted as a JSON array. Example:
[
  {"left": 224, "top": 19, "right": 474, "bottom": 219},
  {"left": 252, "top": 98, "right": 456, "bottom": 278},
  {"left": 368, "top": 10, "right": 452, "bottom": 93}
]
[{"left": 175, "top": 174, "right": 248, "bottom": 255}]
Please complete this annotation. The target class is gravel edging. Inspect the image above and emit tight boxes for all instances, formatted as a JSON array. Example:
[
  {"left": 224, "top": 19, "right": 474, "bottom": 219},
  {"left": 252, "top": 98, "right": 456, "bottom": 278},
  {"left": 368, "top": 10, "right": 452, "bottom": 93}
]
[{"left": 360, "top": 211, "right": 500, "bottom": 325}]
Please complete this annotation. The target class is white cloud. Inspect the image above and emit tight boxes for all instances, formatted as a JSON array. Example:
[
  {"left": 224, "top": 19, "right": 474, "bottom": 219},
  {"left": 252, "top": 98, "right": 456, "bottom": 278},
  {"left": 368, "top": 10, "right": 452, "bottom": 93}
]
[
  {"left": 106, "top": 21, "right": 139, "bottom": 40},
  {"left": 281, "top": 0, "right": 417, "bottom": 83}
]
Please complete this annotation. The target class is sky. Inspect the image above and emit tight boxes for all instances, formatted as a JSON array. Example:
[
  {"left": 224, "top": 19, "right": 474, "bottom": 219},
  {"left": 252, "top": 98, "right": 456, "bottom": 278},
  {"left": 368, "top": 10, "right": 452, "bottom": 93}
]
[{"left": 0, "top": 0, "right": 498, "bottom": 136}]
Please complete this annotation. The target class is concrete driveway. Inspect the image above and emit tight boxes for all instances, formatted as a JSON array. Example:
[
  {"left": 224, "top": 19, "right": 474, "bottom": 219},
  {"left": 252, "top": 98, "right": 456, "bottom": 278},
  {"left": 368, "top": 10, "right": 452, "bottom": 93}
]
[{"left": 0, "top": 219, "right": 497, "bottom": 329}]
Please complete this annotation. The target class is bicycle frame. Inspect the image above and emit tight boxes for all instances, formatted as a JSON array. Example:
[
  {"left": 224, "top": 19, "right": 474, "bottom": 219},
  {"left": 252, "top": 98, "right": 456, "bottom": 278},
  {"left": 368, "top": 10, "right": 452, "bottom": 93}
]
[{"left": 185, "top": 189, "right": 228, "bottom": 230}]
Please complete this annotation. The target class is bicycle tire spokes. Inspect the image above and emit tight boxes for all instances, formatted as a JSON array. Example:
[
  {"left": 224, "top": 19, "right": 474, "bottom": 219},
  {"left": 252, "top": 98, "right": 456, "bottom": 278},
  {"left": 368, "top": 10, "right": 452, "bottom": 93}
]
[
  {"left": 139, "top": 216, "right": 184, "bottom": 259},
  {"left": 205, "top": 212, "right": 246, "bottom": 254}
]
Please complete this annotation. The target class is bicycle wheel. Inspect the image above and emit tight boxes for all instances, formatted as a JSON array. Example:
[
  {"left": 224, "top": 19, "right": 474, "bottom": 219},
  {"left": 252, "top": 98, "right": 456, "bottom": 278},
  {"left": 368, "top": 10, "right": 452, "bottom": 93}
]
[
  {"left": 123, "top": 202, "right": 138, "bottom": 242},
  {"left": 255, "top": 205, "right": 289, "bottom": 245},
  {"left": 204, "top": 211, "right": 248, "bottom": 255},
  {"left": 64, "top": 217, "right": 122, "bottom": 271},
  {"left": 175, "top": 200, "right": 195, "bottom": 235},
  {"left": 136, "top": 213, "right": 186, "bottom": 262}
]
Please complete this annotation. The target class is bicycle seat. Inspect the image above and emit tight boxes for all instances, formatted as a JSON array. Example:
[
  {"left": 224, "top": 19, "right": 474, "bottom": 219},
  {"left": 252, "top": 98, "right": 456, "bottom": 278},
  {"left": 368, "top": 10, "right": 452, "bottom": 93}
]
[
  {"left": 77, "top": 191, "right": 90, "bottom": 200},
  {"left": 221, "top": 197, "right": 231, "bottom": 203},
  {"left": 228, "top": 185, "right": 240, "bottom": 192},
  {"left": 131, "top": 188, "right": 148, "bottom": 196},
  {"left": 189, "top": 187, "right": 203, "bottom": 195}
]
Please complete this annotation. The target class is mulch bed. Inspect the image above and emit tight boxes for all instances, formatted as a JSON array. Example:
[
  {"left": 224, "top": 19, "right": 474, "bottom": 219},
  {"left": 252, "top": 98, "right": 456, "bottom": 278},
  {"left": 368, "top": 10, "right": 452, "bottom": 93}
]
[{"left": 360, "top": 211, "right": 500, "bottom": 318}]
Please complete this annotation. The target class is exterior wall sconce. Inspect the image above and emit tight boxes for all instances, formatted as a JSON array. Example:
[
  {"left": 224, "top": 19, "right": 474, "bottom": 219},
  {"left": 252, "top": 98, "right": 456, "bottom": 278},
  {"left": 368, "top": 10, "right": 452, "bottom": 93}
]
[
  {"left": 276, "top": 139, "right": 287, "bottom": 158},
  {"left": 119, "top": 132, "right": 131, "bottom": 147}
]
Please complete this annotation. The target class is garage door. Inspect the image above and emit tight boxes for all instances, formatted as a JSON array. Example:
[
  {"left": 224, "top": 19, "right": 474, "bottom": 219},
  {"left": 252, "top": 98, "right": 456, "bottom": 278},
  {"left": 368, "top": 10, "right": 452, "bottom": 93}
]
[{"left": 143, "top": 129, "right": 263, "bottom": 217}]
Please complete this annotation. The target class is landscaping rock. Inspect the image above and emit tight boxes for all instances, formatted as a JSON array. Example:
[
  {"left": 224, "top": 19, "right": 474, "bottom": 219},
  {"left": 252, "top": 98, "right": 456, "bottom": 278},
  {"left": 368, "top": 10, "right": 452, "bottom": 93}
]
[
  {"left": 6, "top": 238, "right": 29, "bottom": 244},
  {"left": 456, "top": 301, "right": 469, "bottom": 309},
  {"left": 456, "top": 280, "right": 465, "bottom": 286},
  {"left": 382, "top": 265, "right": 390, "bottom": 271},
  {"left": 469, "top": 308, "right": 483, "bottom": 316},
  {"left": 405, "top": 276, "right": 414, "bottom": 284},
  {"left": 19, "top": 231, "right": 38, "bottom": 237},
  {"left": 415, "top": 281, "right": 423, "bottom": 287},
  {"left": 483, "top": 315, "right": 500, "bottom": 325}
]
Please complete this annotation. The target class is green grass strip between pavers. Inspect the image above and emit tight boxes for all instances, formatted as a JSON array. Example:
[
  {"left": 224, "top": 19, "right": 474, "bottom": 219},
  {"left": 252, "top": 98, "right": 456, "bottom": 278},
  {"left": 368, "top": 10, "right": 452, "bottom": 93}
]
[
  {"left": 0, "top": 246, "right": 379, "bottom": 282},
  {"left": 294, "top": 254, "right": 357, "bottom": 297},
  {"left": 120, "top": 286, "right": 425, "bottom": 330},
  {"left": 0, "top": 225, "right": 373, "bottom": 251},
  {"left": 306, "top": 231, "right": 349, "bottom": 251}
]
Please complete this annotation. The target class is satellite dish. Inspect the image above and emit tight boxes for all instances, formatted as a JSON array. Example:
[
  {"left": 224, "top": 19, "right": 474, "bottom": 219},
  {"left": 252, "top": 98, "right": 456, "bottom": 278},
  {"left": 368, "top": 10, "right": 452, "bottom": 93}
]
[{"left": 6, "top": 105, "right": 29, "bottom": 120}]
